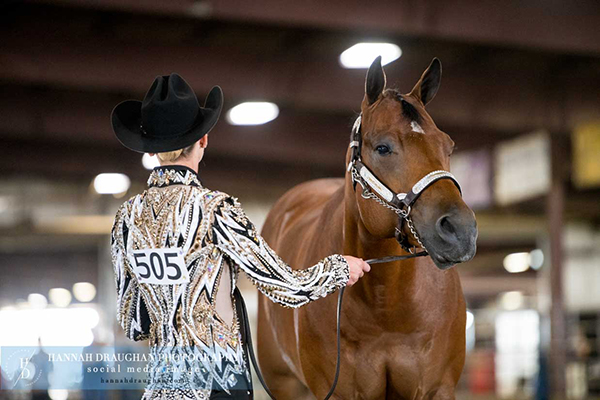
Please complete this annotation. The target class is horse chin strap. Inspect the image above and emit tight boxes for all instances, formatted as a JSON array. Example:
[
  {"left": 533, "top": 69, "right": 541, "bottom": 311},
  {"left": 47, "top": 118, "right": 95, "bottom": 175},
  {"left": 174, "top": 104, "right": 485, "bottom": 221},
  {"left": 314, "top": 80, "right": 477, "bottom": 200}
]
[{"left": 347, "top": 114, "right": 463, "bottom": 254}]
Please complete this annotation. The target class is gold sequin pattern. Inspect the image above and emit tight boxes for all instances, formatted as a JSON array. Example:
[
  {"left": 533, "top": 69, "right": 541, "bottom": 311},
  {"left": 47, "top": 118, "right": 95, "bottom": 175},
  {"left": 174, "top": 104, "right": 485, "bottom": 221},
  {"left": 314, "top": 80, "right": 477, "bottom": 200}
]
[{"left": 110, "top": 165, "right": 350, "bottom": 397}]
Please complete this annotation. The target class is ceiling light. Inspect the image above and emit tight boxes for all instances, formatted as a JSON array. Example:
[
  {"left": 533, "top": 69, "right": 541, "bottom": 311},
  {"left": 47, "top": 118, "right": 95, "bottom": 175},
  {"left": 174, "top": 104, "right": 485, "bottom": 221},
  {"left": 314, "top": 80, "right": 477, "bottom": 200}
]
[
  {"left": 142, "top": 153, "right": 160, "bottom": 170},
  {"left": 93, "top": 173, "right": 130, "bottom": 195},
  {"left": 503, "top": 252, "right": 530, "bottom": 273},
  {"left": 339, "top": 42, "right": 402, "bottom": 69},
  {"left": 529, "top": 249, "right": 544, "bottom": 270},
  {"left": 73, "top": 282, "right": 97, "bottom": 303},
  {"left": 49, "top": 288, "right": 72, "bottom": 308},
  {"left": 226, "top": 102, "right": 279, "bottom": 126},
  {"left": 27, "top": 293, "right": 48, "bottom": 309},
  {"left": 48, "top": 389, "right": 69, "bottom": 400},
  {"left": 500, "top": 291, "right": 524, "bottom": 311},
  {"left": 466, "top": 310, "right": 475, "bottom": 330}
]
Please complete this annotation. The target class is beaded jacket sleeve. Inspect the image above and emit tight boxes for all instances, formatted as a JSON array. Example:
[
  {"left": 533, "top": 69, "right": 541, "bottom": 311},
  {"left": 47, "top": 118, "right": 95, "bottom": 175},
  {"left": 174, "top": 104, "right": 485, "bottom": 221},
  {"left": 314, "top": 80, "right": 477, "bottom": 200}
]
[
  {"left": 210, "top": 195, "right": 350, "bottom": 308},
  {"left": 110, "top": 202, "right": 152, "bottom": 341}
]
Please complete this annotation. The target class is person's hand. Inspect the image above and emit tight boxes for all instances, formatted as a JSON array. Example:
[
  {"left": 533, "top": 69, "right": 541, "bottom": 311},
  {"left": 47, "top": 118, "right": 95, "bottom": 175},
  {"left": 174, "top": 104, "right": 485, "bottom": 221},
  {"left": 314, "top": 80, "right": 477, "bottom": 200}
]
[{"left": 343, "top": 256, "right": 371, "bottom": 286}]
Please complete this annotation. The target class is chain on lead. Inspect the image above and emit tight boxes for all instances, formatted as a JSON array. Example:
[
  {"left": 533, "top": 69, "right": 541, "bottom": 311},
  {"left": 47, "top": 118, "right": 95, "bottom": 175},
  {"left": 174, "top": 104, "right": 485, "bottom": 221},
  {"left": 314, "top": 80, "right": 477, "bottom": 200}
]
[
  {"left": 351, "top": 165, "right": 425, "bottom": 251},
  {"left": 362, "top": 188, "right": 409, "bottom": 218},
  {"left": 352, "top": 167, "right": 408, "bottom": 218},
  {"left": 405, "top": 215, "right": 426, "bottom": 249}
]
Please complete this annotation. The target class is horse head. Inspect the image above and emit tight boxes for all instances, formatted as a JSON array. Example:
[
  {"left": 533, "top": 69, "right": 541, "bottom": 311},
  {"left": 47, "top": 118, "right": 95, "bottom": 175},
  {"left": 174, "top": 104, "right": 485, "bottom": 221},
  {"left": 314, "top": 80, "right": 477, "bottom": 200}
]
[{"left": 348, "top": 56, "right": 477, "bottom": 270}]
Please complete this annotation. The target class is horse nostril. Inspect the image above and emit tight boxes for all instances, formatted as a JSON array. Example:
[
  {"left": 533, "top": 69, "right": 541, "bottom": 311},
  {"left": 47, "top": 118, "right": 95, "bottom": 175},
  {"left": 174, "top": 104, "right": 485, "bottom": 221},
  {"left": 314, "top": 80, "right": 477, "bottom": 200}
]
[{"left": 436, "top": 214, "right": 458, "bottom": 242}]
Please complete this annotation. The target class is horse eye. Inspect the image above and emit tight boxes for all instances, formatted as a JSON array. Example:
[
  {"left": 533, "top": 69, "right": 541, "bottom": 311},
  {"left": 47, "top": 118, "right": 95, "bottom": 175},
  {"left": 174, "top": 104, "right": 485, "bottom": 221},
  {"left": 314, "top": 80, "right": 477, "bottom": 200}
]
[{"left": 375, "top": 145, "right": 391, "bottom": 155}]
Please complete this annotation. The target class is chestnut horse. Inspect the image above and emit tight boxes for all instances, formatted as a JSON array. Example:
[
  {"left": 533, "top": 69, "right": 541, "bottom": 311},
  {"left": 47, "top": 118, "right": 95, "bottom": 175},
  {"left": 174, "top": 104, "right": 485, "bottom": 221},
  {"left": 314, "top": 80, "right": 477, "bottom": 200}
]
[{"left": 257, "top": 57, "right": 478, "bottom": 399}]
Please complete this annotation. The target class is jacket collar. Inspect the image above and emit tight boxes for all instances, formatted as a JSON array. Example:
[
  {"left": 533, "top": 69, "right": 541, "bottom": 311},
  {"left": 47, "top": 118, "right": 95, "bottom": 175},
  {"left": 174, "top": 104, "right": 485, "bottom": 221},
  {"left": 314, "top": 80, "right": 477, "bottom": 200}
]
[{"left": 147, "top": 164, "right": 203, "bottom": 188}]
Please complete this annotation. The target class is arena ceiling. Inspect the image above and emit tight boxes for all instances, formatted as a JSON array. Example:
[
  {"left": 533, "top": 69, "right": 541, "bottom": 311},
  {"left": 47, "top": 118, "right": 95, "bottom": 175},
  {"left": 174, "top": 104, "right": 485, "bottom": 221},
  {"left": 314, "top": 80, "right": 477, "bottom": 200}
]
[
  {"left": 1, "top": 0, "right": 600, "bottom": 305},
  {"left": 3, "top": 1, "right": 600, "bottom": 180}
]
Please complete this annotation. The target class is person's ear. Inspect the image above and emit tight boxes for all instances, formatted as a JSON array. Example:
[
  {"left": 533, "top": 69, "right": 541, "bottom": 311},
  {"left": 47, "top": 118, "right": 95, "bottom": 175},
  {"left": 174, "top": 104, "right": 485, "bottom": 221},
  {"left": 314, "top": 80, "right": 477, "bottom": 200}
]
[{"left": 199, "top": 135, "right": 208, "bottom": 149}]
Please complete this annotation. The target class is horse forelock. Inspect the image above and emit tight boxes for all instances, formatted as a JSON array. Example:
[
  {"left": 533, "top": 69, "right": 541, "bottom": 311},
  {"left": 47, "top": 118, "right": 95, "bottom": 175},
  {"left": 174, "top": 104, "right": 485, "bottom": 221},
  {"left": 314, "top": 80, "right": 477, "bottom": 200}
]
[
  {"left": 354, "top": 90, "right": 424, "bottom": 141},
  {"left": 393, "top": 92, "right": 422, "bottom": 124}
]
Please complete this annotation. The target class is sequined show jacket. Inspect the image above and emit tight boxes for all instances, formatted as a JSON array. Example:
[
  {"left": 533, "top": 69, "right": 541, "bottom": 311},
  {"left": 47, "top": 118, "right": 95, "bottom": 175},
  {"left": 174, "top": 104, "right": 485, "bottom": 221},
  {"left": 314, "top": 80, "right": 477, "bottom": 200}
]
[{"left": 110, "top": 165, "right": 350, "bottom": 399}]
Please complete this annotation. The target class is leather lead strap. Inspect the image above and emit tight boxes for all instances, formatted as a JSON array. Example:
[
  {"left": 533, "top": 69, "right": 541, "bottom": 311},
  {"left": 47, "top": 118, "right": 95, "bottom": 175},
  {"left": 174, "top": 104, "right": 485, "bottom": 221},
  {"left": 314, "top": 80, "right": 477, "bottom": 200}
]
[
  {"left": 234, "top": 287, "right": 276, "bottom": 399},
  {"left": 236, "top": 252, "right": 427, "bottom": 400}
]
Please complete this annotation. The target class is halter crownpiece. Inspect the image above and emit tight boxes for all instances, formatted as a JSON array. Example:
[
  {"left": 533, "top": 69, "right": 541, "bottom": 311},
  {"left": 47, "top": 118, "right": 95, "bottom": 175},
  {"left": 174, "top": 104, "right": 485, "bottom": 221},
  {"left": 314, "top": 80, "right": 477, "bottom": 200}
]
[{"left": 347, "top": 113, "right": 462, "bottom": 252}]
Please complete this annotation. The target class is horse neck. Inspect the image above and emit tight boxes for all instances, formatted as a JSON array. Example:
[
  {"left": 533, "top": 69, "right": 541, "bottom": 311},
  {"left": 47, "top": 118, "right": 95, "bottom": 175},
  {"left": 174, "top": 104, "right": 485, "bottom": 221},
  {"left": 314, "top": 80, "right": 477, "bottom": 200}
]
[{"left": 342, "top": 175, "right": 422, "bottom": 307}]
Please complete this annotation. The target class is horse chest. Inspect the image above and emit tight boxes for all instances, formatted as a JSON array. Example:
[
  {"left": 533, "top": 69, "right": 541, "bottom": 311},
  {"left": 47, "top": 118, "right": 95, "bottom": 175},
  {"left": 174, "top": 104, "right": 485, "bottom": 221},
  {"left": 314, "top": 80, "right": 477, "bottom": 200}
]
[{"left": 352, "top": 333, "right": 441, "bottom": 398}]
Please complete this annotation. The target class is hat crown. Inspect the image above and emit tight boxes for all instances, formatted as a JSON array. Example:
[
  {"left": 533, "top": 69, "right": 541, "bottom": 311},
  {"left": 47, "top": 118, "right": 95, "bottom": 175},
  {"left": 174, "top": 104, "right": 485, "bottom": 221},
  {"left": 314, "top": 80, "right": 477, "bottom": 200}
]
[
  {"left": 111, "top": 74, "right": 223, "bottom": 154},
  {"left": 140, "top": 74, "right": 201, "bottom": 138}
]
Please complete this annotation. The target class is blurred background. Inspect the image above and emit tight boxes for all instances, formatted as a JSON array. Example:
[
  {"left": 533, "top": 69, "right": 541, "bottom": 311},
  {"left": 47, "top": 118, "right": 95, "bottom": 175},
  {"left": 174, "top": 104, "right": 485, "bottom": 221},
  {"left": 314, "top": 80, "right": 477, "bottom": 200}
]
[{"left": 1, "top": 1, "right": 600, "bottom": 399}]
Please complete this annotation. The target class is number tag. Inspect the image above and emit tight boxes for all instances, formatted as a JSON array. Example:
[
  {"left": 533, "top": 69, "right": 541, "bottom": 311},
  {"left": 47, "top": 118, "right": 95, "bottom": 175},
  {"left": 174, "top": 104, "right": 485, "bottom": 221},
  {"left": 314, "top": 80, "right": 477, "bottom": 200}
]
[{"left": 129, "top": 248, "right": 189, "bottom": 285}]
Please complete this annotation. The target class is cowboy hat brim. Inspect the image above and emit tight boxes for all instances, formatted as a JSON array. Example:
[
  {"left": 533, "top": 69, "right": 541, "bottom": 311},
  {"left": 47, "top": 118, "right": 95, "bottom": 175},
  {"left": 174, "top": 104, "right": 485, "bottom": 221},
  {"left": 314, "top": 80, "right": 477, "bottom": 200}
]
[{"left": 111, "top": 85, "right": 223, "bottom": 153}]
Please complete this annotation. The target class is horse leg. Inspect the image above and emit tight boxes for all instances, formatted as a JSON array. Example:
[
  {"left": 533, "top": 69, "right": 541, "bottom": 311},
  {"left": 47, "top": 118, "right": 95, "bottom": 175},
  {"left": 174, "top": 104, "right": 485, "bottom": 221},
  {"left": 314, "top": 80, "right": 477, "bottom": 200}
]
[{"left": 256, "top": 294, "right": 314, "bottom": 400}]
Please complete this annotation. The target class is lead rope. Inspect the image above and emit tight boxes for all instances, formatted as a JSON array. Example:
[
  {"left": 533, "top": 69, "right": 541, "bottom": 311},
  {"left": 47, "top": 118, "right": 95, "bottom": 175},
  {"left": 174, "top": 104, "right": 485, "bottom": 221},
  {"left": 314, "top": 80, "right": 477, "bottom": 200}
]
[{"left": 235, "top": 251, "right": 427, "bottom": 400}]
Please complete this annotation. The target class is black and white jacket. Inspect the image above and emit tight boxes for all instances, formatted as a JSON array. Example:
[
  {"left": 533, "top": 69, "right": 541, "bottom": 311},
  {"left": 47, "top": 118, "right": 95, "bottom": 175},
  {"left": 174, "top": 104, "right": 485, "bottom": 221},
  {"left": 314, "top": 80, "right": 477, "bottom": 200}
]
[{"left": 110, "top": 165, "right": 350, "bottom": 399}]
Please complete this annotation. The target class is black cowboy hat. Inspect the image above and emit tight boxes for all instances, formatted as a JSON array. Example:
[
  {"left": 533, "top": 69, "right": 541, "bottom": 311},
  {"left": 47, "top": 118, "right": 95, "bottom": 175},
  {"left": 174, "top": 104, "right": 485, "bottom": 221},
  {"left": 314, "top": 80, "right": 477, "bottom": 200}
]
[{"left": 111, "top": 73, "right": 223, "bottom": 153}]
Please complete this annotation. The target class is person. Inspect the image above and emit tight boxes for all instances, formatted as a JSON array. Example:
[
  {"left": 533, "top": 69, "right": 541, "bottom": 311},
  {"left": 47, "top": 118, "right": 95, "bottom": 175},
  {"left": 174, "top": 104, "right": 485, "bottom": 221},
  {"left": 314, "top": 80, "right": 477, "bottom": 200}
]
[{"left": 109, "top": 73, "right": 370, "bottom": 400}]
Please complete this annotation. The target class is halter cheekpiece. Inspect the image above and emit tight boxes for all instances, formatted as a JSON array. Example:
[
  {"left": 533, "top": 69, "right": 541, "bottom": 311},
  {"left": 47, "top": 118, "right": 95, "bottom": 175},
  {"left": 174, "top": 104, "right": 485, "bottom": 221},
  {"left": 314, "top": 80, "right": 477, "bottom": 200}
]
[{"left": 347, "top": 114, "right": 462, "bottom": 253}]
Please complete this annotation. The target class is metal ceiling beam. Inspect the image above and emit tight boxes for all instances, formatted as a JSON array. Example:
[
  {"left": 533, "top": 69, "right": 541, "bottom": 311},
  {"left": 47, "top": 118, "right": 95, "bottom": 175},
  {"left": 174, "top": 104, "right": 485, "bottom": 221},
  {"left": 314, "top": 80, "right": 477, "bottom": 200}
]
[
  {"left": 0, "top": 85, "right": 351, "bottom": 170},
  {"left": 26, "top": 0, "right": 600, "bottom": 56},
  {"left": 2, "top": 27, "right": 594, "bottom": 135},
  {"left": 0, "top": 136, "right": 344, "bottom": 186},
  {"left": 0, "top": 84, "right": 519, "bottom": 177}
]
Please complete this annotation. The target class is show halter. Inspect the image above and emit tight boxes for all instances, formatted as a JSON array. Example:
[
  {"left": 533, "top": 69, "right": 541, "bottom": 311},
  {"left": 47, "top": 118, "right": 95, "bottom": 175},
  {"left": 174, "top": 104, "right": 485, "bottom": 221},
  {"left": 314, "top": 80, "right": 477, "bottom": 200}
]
[{"left": 347, "top": 113, "right": 462, "bottom": 253}]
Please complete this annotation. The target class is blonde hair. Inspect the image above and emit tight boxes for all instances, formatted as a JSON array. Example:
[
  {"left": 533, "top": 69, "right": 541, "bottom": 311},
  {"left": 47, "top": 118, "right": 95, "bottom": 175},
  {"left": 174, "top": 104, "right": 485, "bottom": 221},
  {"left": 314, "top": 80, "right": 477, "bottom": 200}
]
[{"left": 156, "top": 142, "right": 196, "bottom": 162}]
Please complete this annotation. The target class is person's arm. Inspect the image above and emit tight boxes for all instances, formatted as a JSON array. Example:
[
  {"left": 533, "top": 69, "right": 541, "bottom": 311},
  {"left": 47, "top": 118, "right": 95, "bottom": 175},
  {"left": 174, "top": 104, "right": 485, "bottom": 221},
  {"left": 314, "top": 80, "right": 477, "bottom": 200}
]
[
  {"left": 210, "top": 195, "right": 350, "bottom": 308},
  {"left": 110, "top": 204, "right": 152, "bottom": 341}
]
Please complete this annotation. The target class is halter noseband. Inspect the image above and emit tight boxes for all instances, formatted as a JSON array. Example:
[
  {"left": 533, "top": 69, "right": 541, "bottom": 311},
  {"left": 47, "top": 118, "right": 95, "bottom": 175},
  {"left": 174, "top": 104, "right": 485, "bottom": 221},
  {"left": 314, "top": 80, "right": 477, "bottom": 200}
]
[{"left": 347, "top": 114, "right": 462, "bottom": 253}]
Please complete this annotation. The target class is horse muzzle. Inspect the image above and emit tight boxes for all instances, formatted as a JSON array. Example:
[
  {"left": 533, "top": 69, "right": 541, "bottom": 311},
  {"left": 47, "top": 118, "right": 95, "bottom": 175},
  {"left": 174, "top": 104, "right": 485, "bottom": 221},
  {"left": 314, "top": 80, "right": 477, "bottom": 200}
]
[{"left": 418, "top": 208, "right": 478, "bottom": 270}]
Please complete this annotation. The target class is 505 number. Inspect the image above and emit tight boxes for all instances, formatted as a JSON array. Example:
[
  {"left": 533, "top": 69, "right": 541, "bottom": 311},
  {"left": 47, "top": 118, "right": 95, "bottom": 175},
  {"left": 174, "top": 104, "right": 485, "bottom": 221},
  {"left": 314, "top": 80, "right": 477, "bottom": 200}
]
[{"left": 130, "top": 248, "right": 189, "bottom": 284}]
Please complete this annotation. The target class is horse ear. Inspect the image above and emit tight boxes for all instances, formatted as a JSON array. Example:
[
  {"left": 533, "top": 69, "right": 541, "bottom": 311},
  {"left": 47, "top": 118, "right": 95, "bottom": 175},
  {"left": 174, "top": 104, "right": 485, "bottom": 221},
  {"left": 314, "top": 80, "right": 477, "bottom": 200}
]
[
  {"left": 410, "top": 58, "right": 442, "bottom": 106},
  {"left": 365, "top": 56, "right": 387, "bottom": 105}
]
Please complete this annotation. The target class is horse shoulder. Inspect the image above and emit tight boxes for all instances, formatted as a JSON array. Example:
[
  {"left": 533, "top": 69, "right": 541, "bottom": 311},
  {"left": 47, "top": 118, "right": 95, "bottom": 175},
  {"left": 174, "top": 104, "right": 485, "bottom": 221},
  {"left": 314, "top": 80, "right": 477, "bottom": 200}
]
[{"left": 261, "top": 178, "right": 345, "bottom": 261}]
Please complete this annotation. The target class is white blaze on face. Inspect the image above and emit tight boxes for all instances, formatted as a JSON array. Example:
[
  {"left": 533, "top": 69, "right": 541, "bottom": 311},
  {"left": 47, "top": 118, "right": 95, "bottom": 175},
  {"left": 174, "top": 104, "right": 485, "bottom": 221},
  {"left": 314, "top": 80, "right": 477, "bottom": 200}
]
[{"left": 411, "top": 121, "right": 425, "bottom": 134}]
